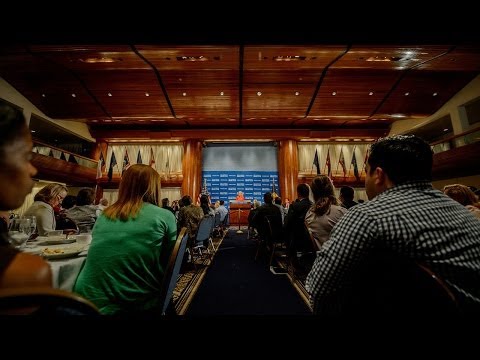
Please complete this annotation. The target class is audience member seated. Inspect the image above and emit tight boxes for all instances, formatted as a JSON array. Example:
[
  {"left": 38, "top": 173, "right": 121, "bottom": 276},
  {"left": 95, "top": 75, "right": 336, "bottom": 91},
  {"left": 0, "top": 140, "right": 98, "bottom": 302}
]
[
  {"left": 306, "top": 135, "right": 480, "bottom": 316},
  {"left": 283, "top": 183, "right": 313, "bottom": 268},
  {"left": 177, "top": 195, "right": 204, "bottom": 240},
  {"left": 0, "top": 99, "right": 51, "bottom": 289},
  {"left": 215, "top": 200, "right": 228, "bottom": 222},
  {"left": 305, "top": 175, "right": 347, "bottom": 251},
  {"left": 339, "top": 186, "right": 358, "bottom": 209},
  {"left": 161, "top": 198, "right": 175, "bottom": 214},
  {"left": 248, "top": 199, "right": 261, "bottom": 239},
  {"left": 65, "top": 188, "right": 98, "bottom": 229},
  {"left": 95, "top": 198, "right": 109, "bottom": 218},
  {"left": 61, "top": 195, "right": 77, "bottom": 210},
  {"left": 252, "top": 192, "right": 282, "bottom": 241},
  {"left": 273, "top": 196, "right": 286, "bottom": 224},
  {"left": 73, "top": 164, "right": 177, "bottom": 314},
  {"left": 443, "top": 184, "right": 480, "bottom": 219},
  {"left": 199, "top": 194, "right": 215, "bottom": 216},
  {"left": 24, "top": 183, "right": 67, "bottom": 236}
]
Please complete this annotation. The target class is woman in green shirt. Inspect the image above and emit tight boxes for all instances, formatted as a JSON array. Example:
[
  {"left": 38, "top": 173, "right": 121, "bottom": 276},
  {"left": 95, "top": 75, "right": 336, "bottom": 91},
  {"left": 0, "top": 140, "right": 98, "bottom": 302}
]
[{"left": 74, "top": 164, "right": 177, "bottom": 314}]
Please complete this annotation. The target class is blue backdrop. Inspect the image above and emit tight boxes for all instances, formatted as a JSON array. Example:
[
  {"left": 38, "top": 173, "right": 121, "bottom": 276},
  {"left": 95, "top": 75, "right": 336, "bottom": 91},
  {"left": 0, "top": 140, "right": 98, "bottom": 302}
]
[{"left": 202, "top": 144, "right": 279, "bottom": 208}]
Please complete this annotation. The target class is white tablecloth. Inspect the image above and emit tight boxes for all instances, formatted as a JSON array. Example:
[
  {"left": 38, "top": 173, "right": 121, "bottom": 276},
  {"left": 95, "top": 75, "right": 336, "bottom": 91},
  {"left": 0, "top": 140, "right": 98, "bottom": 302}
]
[{"left": 23, "top": 242, "right": 89, "bottom": 291}]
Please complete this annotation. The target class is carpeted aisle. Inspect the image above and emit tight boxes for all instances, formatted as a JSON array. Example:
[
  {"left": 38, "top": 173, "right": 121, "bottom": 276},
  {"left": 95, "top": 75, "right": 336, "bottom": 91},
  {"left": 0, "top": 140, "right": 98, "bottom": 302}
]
[{"left": 186, "top": 228, "right": 312, "bottom": 315}]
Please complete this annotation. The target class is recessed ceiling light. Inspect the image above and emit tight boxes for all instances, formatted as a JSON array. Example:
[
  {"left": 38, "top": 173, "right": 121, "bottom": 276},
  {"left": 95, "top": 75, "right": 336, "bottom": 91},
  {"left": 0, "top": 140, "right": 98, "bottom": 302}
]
[
  {"left": 182, "top": 92, "right": 187, "bottom": 97},
  {"left": 107, "top": 92, "right": 112, "bottom": 97},
  {"left": 71, "top": 93, "right": 76, "bottom": 98},
  {"left": 145, "top": 92, "right": 150, "bottom": 97},
  {"left": 41, "top": 94, "right": 46, "bottom": 98},
  {"left": 257, "top": 91, "right": 262, "bottom": 96},
  {"left": 369, "top": 92, "right": 374, "bottom": 96},
  {"left": 295, "top": 91, "right": 300, "bottom": 96},
  {"left": 79, "top": 57, "right": 118, "bottom": 63},
  {"left": 443, "top": 128, "right": 449, "bottom": 132},
  {"left": 220, "top": 91, "right": 224, "bottom": 96},
  {"left": 332, "top": 91, "right": 337, "bottom": 96},
  {"left": 404, "top": 92, "right": 410, "bottom": 96},
  {"left": 433, "top": 92, "right": 438, "bottom": 96}
]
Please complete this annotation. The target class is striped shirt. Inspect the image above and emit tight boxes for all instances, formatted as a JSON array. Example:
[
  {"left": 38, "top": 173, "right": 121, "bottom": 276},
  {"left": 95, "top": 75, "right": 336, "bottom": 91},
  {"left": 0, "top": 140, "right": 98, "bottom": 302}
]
[{"left": 306, "top": 181, "right": 480, "bottom": 314}]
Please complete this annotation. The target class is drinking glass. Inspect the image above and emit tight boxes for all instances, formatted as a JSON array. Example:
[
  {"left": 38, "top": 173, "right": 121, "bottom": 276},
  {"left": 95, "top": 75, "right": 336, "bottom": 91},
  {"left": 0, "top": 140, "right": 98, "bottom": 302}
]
[{"left": 8, "top": 218, "right": 30, "bottom": 249}]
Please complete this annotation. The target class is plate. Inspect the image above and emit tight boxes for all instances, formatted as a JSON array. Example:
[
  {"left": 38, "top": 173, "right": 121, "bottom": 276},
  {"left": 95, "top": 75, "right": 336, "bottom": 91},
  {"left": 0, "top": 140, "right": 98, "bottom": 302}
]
[
  {"left": 37, "top": 238, "right": 76, "bottom": 246},
  {"left": 40, "top": 246, "right": 85, "bottom": 260}
]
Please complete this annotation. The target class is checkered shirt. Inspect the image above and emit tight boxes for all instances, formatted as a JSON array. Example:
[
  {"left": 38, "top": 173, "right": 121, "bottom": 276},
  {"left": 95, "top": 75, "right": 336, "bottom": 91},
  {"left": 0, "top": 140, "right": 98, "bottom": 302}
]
[{"left": 306, "top": 181, "right": 480, "bottom": 313}]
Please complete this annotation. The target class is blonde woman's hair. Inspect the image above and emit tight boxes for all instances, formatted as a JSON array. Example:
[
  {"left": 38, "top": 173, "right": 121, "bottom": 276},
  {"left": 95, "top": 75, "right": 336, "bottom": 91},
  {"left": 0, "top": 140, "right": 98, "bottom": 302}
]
[
  {"left": 103, "top": 164, "right": 162, "bottom": 221},
  {"left": 34, "top": 183, "right": 67, "bottom": 204},
  {"left": 310, "top": 175, "right": 338, "bottom": 216}
]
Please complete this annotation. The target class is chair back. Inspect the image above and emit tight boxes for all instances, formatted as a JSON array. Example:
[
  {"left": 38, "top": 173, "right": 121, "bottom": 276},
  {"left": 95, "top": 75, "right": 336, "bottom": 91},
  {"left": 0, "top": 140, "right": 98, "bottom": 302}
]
[
  {"left": 320, "top": 249, "right": 459, "bottom": 317},
  {"left": 0, "top": 287, "right": 100, "bottom": 315},
  {"left": 213, "top": 212, "right": 221, "bottom": 227},
  {"left": 194, "top": 215, "right": 214, "bottom": 246},
  {"left": 158, "top": 227, "right": 189, "bottom": 315}
]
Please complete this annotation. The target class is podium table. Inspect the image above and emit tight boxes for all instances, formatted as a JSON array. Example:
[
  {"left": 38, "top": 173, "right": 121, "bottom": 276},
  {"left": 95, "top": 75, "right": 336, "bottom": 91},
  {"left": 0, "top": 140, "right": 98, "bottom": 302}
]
[{"left": 229, "top": 201, "right": 251, "bottom": 226}]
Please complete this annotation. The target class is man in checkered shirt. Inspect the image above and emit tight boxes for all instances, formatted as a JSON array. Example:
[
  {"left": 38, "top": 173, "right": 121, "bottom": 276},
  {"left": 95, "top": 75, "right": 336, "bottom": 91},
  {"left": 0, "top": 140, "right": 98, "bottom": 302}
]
[{"left": 306, "top": 135, "right": 480, "bottom": 316}]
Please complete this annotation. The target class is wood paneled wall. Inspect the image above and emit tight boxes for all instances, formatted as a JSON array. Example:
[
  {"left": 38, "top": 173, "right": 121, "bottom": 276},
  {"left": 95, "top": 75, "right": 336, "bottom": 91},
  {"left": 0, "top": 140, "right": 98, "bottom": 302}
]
[
  {"left": 278, "top": 139, "right": 299, "bottom": 202},
  {"left": 181, "top": 140, "right": 203, "bottom": 201}
]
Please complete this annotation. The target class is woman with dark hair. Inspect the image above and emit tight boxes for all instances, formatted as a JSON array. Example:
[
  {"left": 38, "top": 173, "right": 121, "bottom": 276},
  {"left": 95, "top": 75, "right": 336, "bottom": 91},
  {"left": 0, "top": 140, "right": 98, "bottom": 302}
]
[
  {"left": 74, "top": 164, "right": 177, "bottom": 314},
  {"left": 0, "top": 99, "right": 51, "bottom": 288},
  {"left": 304, "top": 175, "right": 347, "bottom": 251},
  {"left": 200, "top": 194, "right": 214, "bottom": 216}
]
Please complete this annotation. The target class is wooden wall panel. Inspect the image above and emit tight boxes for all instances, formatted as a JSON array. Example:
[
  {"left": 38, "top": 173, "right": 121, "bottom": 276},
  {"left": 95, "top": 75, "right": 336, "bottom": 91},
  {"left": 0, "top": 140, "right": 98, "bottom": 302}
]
[
  {"left": 278, "top": 139, "right": 299, "bottom": 202},
  {"left": 181, "top": 140, "right": 203, "bottom": 201}
]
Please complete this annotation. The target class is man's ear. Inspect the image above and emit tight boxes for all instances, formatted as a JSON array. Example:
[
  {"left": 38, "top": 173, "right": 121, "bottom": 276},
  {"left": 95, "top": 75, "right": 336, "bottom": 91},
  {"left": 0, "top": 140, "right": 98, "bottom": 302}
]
[
  {"left": 374, "top": 167, "right": 387, "bottom": 186},
  {"left": 375, "top": 167, "right": 393, "bottom": 189}
]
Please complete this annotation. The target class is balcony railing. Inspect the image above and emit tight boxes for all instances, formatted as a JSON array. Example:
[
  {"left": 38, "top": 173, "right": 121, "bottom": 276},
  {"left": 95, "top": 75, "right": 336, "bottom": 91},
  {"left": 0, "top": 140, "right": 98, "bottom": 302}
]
[
  {"left": 33, "top": 140, "right": 98, "bottom": 170},
  {"left": 430, "top": 126, "right": 480, "bottom": 154}
]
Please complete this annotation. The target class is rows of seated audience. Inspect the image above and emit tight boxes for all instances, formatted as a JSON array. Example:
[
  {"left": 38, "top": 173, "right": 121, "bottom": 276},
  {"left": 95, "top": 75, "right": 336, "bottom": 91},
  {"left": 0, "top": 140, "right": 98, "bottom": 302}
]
[{"left": 2, "top": 97, "right": 479, "bottom": 316}]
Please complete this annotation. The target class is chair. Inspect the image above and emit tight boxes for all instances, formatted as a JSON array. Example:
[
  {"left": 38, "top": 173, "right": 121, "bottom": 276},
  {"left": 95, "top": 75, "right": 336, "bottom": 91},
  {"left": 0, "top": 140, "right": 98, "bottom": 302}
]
[
  {"left": 254, "top": 214, "right": 284, "bottom": 265},
  {"left": 55, "top": 215, "right": 79, "bottom": 234},
  {"left": 317, "top": 250, "right": 459, "bottom": 317},
  {"left": 220, "top": 212, "right": 229, "bottom": 236},
  {"left": 0, "top": 287, "right": 100, "bottom": 315},
  {"left": 158, "top": 227, "right": 189, "bottom": 315},
  {"left": 191, "top": 215, "right": 216, "bottom": 257}
]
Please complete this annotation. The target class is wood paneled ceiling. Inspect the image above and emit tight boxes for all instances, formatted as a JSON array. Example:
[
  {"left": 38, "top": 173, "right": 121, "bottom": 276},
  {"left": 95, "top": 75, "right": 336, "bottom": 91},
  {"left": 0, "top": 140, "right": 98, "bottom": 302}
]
[{"left": 1, "top": 39, "right": 480, "bottom": 140}]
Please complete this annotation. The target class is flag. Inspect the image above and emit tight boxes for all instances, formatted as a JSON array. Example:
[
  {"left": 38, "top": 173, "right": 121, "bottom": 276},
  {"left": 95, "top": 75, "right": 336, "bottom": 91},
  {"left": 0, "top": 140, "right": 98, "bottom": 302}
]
[
  {"left": 96, "top": 151, "right": 105, "bottom": 179},
  {"left": 68, "top": 154, "right": 77, "bottom": 164},
  {"left": 60, "top": 152, "right": 67, "bottom": 161},
  {"left": 362, "top": 147, "right": 369, "bottom": 175},
  {"left": 351, "top": 151, "right": 360, "bottom": 181},
  {"left": 325, "top": 148, "right": 332, "bottom": 177},
  {"left": 122, "top": 149, "right": 130, "bottom": 174},
  {"left": 149, "top": 148, "right": 155, "bottom": 168},
  {"left": 338, "top": 148, "right": 346, "bottom": 177},
  {"left": 107, "top": 152, "right": 117, "bottom": 181},
  {"left": 137, "top": 150, "right": 143, "bottom": 164},
  {"left": 313, "top": 149, "right": 320, "bottom": 175},
  {"left": 271, "top": 178, "right": 278, "bottom": 197}
]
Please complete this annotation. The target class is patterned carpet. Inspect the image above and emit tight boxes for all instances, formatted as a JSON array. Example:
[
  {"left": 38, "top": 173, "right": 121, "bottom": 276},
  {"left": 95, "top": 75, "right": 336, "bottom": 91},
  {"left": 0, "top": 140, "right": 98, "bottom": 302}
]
[
  {"left": 172, "top": 229, "right": 227, "bottom": 315},
  {"left": 172, "top": 226, "right": 312, "bottom": 314}
]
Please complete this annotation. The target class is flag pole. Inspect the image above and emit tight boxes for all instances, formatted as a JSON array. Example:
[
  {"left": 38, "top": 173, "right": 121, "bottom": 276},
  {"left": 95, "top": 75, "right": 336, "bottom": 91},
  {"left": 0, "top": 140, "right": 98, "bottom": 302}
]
[
  {"left": 360, "top": 145, "right": 369, "bottom": 177},
  {"left": 323, "top": 146, "right": 329, "bottom": 174},
  {"left": 348, "top": 145, "right": 356, "bottom": 177},
  {"left": 335, "top": 146, "right": 340, "bottom": 176}
]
